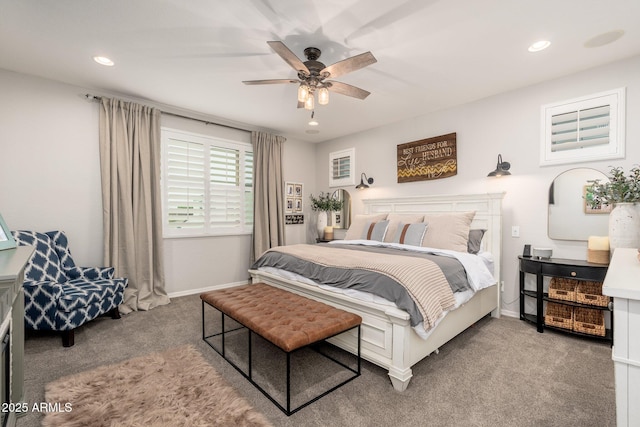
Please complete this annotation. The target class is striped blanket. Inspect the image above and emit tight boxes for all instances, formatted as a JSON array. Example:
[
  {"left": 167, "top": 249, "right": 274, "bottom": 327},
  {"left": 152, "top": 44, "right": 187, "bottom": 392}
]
[{"left": 265, "top": 244, "right": 456, "bottom": 331}]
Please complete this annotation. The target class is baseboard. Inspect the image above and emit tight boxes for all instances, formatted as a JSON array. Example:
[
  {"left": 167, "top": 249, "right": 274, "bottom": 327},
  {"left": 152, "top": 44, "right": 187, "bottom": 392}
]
[
  {"left": 167, "top": 280, "right": 250, "bottom": 298},
  {"left": 500, "top": 309, "right": 519, "bottom": 318}
]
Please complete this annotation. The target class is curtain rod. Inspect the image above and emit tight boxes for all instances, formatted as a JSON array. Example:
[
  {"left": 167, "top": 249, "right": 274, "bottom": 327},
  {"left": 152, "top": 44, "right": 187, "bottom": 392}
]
[{"left": 85, "top": 94, "right": 250, "bottom": 133}]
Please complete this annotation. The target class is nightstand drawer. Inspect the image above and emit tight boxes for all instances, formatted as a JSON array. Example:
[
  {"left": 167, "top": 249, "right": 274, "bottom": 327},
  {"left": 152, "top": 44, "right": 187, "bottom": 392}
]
[{"left": 541, "top": 263, "right": 607, "bottom": 281}]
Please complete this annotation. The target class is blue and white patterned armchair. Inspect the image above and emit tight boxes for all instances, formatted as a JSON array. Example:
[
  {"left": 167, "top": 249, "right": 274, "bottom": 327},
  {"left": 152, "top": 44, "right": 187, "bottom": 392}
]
[{"left": 11, "top": 230, "right": 127, "bottom": 347}]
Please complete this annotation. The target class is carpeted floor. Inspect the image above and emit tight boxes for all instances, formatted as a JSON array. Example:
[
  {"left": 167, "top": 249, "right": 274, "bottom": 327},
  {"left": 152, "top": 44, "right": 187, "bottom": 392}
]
[
  {"left": 42, "top": 345, "right": 272, "bottom": 427},
  {"left": 18, "top": 293, "right": 616, "bottom": 427}
]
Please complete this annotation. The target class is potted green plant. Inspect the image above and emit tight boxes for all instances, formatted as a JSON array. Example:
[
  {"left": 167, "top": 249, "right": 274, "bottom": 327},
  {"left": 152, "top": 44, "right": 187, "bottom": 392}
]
[
  {"left": 586, "top": 165, "right": 640, "bottom": 252},
  {"left": 587, "top": 166, "right": 640, "bottom": 207},
  {"left": 309, "top": 192, "right": 344, "bottom": 238},
  {"left": 309, "top": 192, "right": 344, "bottom": 212}
]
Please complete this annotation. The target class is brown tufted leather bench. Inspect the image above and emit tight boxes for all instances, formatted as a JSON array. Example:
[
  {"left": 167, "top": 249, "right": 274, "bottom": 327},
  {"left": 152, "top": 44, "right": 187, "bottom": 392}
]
[{"left": 201, "top": 283, "right": 362, "bottom": 415}]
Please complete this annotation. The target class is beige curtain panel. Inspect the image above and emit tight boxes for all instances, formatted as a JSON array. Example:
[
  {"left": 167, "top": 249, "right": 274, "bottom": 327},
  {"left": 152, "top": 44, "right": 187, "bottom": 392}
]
[
  {"left": 98, "top": 97, "right": 170, "bottom": 313},
  {"left": 252, "top": 131, "right": 286, "bottom": 262}
]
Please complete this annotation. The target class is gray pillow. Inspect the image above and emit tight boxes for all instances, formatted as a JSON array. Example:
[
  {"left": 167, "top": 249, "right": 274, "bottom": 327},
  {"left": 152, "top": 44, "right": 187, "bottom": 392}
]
[
  {"left": 467, "top": 229, "right": 486, "bottom": 254},
  {"left": 361, "top": 220, "right": 389, "bottom": 241},
  {"left": 393, "top": 223, "right": 428, "bottom": 246}
]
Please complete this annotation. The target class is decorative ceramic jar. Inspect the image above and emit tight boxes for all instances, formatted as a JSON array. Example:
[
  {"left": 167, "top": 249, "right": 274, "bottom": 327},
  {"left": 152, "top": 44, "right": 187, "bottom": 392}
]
[
  {"left": 608, "top": 203, "right": 640, "bottom": 254},
  {"left": 316, "top": 211, "right": 328, "bottom": 239}
]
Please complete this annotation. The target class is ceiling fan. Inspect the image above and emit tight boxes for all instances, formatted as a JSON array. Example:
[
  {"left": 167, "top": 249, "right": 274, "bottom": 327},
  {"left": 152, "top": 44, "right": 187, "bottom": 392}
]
[{"left": 243, "top": 41, "right": 377, "bottom": 109}]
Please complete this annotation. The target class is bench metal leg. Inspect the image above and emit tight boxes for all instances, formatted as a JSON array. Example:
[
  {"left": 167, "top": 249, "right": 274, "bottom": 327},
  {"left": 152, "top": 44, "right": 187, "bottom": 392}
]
[{"left": 201, "top": 300, "right": 361, "bottom": 416}]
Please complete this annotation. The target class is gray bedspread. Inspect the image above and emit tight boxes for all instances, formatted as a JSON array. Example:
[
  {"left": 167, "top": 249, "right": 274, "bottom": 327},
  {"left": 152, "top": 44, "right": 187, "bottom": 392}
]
[{"left": 251, "top": 243, "right": 472, "bottom": 327}]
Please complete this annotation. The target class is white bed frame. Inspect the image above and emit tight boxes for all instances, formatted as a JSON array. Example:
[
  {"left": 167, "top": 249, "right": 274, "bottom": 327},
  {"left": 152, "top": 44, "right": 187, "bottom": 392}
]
[{"left": 249, "top": 192, "right": 504, "bottom": 391}]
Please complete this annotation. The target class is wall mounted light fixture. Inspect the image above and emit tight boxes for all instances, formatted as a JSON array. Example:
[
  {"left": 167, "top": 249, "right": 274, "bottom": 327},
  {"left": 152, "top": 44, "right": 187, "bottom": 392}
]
[
  {"left": 487, "top": 154, "right": 511, "bottom": 177},
  {"left": 355, "top": 173, "right": 374, "bottom": 189}
]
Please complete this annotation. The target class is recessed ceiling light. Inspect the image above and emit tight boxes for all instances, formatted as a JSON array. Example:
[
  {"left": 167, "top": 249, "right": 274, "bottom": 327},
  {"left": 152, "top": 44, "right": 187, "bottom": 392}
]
[
  {"left": 305, "top": 129, "right": 320, "bottom": 134},
  {"left": 93, "top": 56, "right": 114, "bottom": 66},
  {"left": 584, "top": 30, "right": 625, "bottom": 48},
  {"left": 308, "top": 120, "right": 319, "bottom": 126},
  {"left": 528, "top": 40, "right": 551, "bottom": 52}
]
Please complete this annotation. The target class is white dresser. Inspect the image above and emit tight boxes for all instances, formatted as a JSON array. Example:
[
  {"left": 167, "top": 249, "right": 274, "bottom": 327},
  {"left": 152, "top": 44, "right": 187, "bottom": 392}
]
[
  {"left": 602, "top": 248, "right": 640, "bottom": 427},
  {"left": 0, "top": 246, "right": 32, "bottom": 427}
]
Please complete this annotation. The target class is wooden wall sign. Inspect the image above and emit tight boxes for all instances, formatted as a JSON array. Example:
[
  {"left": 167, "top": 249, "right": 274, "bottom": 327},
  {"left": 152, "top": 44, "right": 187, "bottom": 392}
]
[{"left": 397, "top": 132, "right": 457, "bottom": 182}]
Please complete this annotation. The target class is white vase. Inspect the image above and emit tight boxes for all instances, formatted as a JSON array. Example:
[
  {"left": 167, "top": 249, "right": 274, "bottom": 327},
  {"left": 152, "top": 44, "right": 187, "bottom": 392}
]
[
  {"left": 316, "top": 211, "right": 328, "bottom": 239},
  {"left": 609, "top": 202, "right": 640, "bottom": 253}
]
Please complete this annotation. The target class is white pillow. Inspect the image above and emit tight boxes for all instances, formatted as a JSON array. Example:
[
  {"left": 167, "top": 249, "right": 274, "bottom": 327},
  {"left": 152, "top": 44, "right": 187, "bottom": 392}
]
[
  {"left": 421, "top": 211, "right": 476, "bottom": 252},
  {"left": 344, "top": 213, "right": 388, "bottom": 240}
]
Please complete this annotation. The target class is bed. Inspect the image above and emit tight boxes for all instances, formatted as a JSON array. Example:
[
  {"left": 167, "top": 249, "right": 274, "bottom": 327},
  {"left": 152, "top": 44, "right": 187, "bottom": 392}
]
[{"left": 249, "top": 192, "right": 504, "bottom": 391}]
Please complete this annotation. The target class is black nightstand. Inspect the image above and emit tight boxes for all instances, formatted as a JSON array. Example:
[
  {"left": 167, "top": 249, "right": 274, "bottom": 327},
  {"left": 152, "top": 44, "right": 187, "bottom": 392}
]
[
  {"left": 316, "top": 238, "right": 333, "bottom": 243},
  {"left": 518, "top": 255, "right": 612, "bottom": 343}
]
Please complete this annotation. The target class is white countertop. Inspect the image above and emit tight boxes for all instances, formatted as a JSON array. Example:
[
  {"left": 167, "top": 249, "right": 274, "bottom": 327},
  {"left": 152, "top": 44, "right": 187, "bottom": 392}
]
[{"left": 603, "top": 248, "right": 640, "bottom": 300}]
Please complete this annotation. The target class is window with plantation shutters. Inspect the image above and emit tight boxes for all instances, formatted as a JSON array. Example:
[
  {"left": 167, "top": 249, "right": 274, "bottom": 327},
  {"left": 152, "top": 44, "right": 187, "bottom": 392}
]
[
  {"left": 162, "top": 129, "right": 253, "bottom": 237},
  {"left": 329, "top": 148, "right": 355, "bottom": 187},
  {"left": 540, "top": 88, "right": 625, "bottom": 166}
]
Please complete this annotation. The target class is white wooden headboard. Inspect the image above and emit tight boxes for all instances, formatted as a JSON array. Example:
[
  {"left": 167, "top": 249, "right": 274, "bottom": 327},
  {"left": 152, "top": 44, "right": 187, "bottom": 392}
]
[{"left": 362, "top": 192, "right": 505, "bottom": 291}]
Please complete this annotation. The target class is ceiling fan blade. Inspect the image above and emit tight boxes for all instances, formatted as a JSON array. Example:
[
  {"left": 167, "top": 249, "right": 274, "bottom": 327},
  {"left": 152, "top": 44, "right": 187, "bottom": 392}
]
[
  {"left": 242, "top": 79, "right": 298, "bottom": 85},
  {"left": 326, "top": 81, "right": 371, "bottom": 100},
  {"left": 267, "top": 41, "right": 309, "bottom": 75},
  {"left": 321, "top": 51, "right": 377, "bottom": 79}
]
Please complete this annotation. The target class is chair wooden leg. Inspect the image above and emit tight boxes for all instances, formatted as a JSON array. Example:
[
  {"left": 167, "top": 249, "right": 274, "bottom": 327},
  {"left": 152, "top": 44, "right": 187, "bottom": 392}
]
[
  {"left": 62, "top": 330, "right": 75, "bottom": 347},
  {"left": 109, "top": 307, "right": 121, "bottom": 319}
]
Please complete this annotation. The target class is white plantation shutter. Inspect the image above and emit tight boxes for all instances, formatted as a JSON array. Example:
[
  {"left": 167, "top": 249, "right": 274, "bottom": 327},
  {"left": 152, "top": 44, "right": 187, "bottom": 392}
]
[
  {"left": 329, "top": 148, "right": 355, "bottom": 187},
  {"left": 550, "top": 105, "right": 610, "bottom": 152},
  {"left": 244, "top": 151, "right": 254, "bottom": 226},
  {"left": 165, "top": 137, "right": 205, "bottom": 230},
  {"left": 332, "top": 155, "right": 351, "bottom": 180},
  {"left": 210, "top": 146, "right": 241, "bottom": 230},
  {"left": 162, "top": 129, "right": 253, "bottom": 237},
  {"left": 541, "top": 88, "right": 625, "bottom": 165}
]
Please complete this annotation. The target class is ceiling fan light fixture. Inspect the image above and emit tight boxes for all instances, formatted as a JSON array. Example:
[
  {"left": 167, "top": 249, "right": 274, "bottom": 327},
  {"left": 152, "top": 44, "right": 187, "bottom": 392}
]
[
  {"left": 304, "top": 94, "right": 314, "bottom": 110},
  {"left": 243, "top": 41, "right": 377, "bottom": 113},
  {"left": 297, "top": 84, "right": 310, "bottom": 102},
  {"left": 318, "top": 87, "right": 329, "bottom": 105}
]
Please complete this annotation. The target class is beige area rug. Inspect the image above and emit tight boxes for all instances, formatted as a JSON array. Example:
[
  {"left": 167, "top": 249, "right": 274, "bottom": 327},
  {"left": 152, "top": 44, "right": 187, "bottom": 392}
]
[{"left": 43, "top": 345, "right": 272, "bottom": 427}]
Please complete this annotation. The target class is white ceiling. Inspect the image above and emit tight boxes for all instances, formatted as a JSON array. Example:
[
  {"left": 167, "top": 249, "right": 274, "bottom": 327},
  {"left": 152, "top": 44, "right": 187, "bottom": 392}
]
[{"left": 1, "top": 0, "right": 639, "bottom": 143}]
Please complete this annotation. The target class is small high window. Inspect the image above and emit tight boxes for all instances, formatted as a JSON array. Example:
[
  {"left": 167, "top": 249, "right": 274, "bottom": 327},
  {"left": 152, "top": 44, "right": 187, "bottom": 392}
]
[
  {"left": 329, "top": 148, "right": 355, "bottom": 187},
  {"left": 540, "top": 88, "right": 625, "bottom": 166}
]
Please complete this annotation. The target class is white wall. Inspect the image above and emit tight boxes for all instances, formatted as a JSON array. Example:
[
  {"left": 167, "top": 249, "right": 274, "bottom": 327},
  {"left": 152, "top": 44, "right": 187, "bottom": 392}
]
[
  {"left": 2, "top": 55, "right": 638, "bottom": 308},
  {"left": 0, "top": 69, "right": 317, "bottom": 296},
  {"left": 315, "top": 55, "right": 640, "bottom": 316},
  {"left": 0, "top": 70, "right": 104, "bottom": 264}
]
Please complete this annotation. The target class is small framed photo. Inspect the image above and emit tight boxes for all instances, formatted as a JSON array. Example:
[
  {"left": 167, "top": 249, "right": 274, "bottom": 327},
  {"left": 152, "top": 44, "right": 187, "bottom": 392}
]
[
  {"left": 294, "top": 184, "right": 302, "bottom": 196},
  {"left": 286, "top": 183, "right": 294, "bottom": 196},
  {"left": 294, "top": 198, "right": 302, "bottom": 212},
  {"left": 286, "top": 198, "right": 294, "bottom": 213},
  {"left": 0, "top": 214, "right": 17, "bottom": 251}
]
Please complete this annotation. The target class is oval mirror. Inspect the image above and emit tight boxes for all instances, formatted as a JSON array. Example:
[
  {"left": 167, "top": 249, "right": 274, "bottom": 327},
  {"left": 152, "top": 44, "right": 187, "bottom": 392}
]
[
  {"left": 548, "top": 168, "right": 609, "bottom": 241},
  {"left": 331, "top": 189, "right": 351, "bottom": 230}
]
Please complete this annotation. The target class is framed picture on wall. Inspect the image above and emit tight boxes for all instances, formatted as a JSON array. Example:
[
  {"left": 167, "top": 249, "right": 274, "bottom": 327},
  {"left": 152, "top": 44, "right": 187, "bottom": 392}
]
[
  {"left": 285, "top": 182, "right": 303, "bottom": 214},
  {"left": 0, "top": 214, "right": 17, "bottom": 250},
  {"left": 286, "top": 183, "right": 294, "bottom": 196}
]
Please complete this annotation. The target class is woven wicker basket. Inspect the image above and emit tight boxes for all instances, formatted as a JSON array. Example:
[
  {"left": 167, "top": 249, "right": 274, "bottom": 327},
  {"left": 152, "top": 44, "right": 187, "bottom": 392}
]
[
  {"left": 576, "top": 281, "right": 609, "bottom": 307},
  {"left": 549, "top": 277, "right": 577, "bottom": 302},
  {"left": 544, "top": 302, "right": 573, "bottom": 330},
  {"left": 574, "top": 307, "right": 605, "bottom": 336}
]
